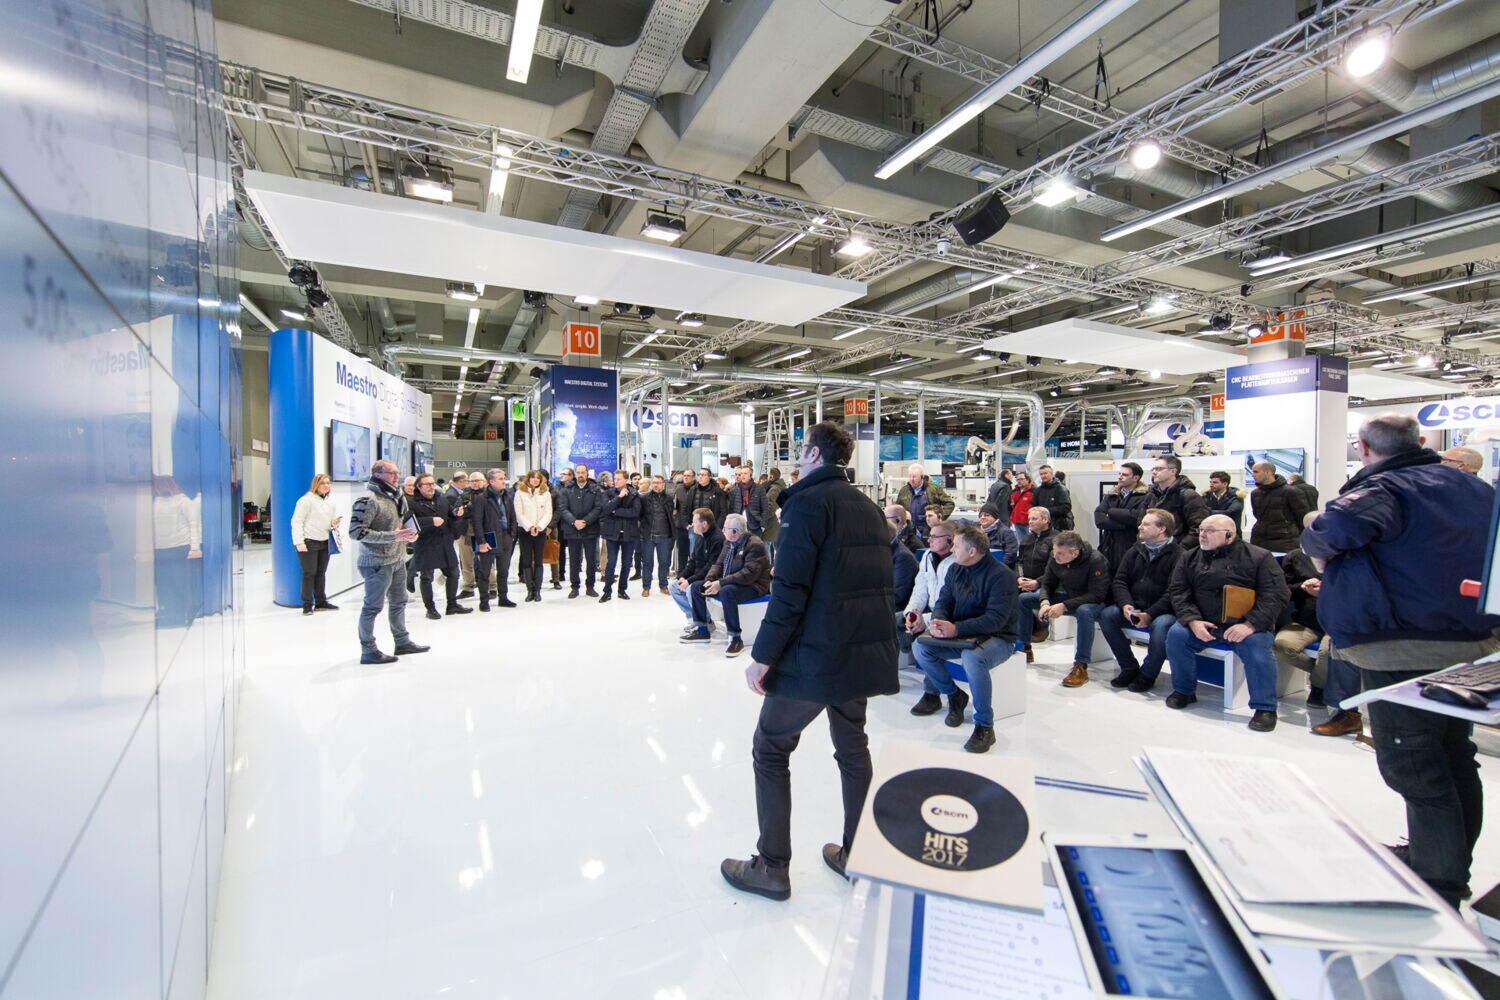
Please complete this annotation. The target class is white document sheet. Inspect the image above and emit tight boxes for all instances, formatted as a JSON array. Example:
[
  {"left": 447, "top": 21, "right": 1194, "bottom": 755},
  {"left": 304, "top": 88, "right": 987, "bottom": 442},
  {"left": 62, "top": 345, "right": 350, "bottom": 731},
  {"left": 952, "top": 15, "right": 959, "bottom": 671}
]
[
  {"left": 915, "top": 886, "right": 1092, "bottom": 1000},
  {"left": 1142, "top": 747, "right": 1431, "bottom": 907}
]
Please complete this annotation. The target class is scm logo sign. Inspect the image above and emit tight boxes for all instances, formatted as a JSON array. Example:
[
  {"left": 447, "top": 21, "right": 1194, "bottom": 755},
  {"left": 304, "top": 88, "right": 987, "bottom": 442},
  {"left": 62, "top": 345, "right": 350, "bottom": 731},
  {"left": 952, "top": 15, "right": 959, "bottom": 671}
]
[{"left": 1417, "top": 401, "right": 1500, "bottom": 427}]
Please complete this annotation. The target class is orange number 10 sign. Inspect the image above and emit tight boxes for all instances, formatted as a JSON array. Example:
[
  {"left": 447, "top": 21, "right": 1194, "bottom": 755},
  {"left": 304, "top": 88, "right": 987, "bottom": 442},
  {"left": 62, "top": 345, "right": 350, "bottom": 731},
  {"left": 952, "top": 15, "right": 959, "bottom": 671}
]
[{"left": 563, "top": 322, "right": 601, "bottom": 358}]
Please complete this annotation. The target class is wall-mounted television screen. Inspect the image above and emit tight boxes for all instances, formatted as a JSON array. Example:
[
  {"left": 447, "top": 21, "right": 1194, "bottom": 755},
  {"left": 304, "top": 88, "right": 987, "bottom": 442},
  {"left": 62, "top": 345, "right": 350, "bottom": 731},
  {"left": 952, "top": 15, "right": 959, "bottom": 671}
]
[
  {"left": 330, "top": 419, "right": 372, "bottom": 481},
  {"left": 412, "top": 440, "right": 434, "bottom": 476},
  {"left": 380, "top": 431, "right": 411, "bottom": 478}
]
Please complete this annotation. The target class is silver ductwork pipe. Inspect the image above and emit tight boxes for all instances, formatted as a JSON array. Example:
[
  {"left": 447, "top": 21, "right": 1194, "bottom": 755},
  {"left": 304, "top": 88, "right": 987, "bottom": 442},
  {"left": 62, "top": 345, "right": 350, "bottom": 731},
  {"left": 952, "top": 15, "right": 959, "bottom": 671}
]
[
  {"left": 1108, "top": 159, "right": 1219, "bottom": 200},
  {"left": 1271, "top": 131, "right": 1497, "bottom": 213},
  {"left": 1359, "top": 33, "right": 1500, "bottom": 119},
  {"left": 383, "top": 344, "right": 1049, "bottom": 461},
  {"left": 1052, "top": 403, "right": 1130, "bottom": 453},
  {"left": 374, "top": 298, "right": 417, "bottom": 336}
]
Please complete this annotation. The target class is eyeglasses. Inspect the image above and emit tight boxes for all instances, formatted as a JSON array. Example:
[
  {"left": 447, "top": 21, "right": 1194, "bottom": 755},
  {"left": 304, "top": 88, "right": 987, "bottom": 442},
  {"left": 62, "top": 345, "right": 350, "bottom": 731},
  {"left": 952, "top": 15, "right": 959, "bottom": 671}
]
[
  {"left": 1198, "top": 527, "right": 1228, "bottom": 535},
  {"left": 928, "top": 534, "right": 951, "bottom": 542}
]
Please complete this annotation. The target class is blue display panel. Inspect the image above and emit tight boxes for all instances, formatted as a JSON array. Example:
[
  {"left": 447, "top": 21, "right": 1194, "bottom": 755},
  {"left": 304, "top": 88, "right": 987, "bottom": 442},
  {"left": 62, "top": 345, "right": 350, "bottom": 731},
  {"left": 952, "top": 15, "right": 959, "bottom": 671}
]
[
  {"left": 380, "top": 430, "right": 411, "bottom": 478},
  {"left": 331, "top": 419, "right": 373, "bottom": 480}
]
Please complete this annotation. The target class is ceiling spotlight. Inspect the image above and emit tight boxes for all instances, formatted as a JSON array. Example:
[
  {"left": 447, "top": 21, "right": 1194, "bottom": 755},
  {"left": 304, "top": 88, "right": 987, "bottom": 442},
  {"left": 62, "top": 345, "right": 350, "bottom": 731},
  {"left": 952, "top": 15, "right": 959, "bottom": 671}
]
[
  {"left": 446, "top": 281, "right": 480, "bottom": 302},
  {"left": 288, "top": 263, "right": 318, "bottom": 289},
  {"left": 1129, "top": 140, "right": 1163, "bottom": 170},
  {"left": 613, "top": 302, "right": 633, "bottom": 316},
  {"left": 835, "top": 234, "right": 873, "bottom": 258},
  {"left": 1245, "top": 321, "right": 1266, "bottom": 338},
  {"left": 1026, "top": 355, "right": 1042, "bottom": 367},
  {"left": 1480, "top": 374, "right": 1496, "bottom": 389},
  {"left": 1034, "top": 175, "right": 1082, "bottom": 208},
  {"left": 1148, "top": 369, "right": 1162, "bottom": 379},
  {"left": 1416, "top": 353, "right": 1437, "bottom": 368},
  {"left": 523, "top": 290, "right": 548, "bottom": 310},
  {"left": 574, "top": 295, "right": 600, "bottom": 305},
  {"left": 1145, "top": 296, "right": 1174, "bottom": 315},
  {"left": 1208, "top": 313, "right": 1232, "bottom": 331},
  {"left": 690, "top": 359, "right": 704, "bottom": 373},
  {"left": 640, "top": 212, "right": 687, "bottom": 242},
  {"left": 1049, "top": 388, "right": 1060, "bottom": 397},
  {"left": 998, "top": 352, "right": 1011, "bottom": 362},
  {"left": 399, "top": 161, "right": 455, "bottom": 203},
  {"left": 1192, "top": 372, "right": 1215, "bottom": 385},
  {"left": 1441, "top": 359, "right": 1455, "bottom": 372},
  {"left": 637, "top": 305, "right": 655, "bottom": 321},
  {"left": 676, "top": 311, "right": 706, "bottom": 327},
  {"left": 305, "top": 286, "right": 331, "bottom": 309},
  {"left": 1344, "top": 25, "right": 1391, "bottom": 79}
]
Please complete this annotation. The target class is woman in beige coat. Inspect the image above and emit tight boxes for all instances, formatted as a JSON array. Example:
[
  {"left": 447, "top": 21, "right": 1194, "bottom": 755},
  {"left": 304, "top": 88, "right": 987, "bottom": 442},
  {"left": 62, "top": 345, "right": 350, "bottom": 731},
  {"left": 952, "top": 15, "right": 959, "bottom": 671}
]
[{"left": 514, "top": 469, "right": 554, "bottom": 602}]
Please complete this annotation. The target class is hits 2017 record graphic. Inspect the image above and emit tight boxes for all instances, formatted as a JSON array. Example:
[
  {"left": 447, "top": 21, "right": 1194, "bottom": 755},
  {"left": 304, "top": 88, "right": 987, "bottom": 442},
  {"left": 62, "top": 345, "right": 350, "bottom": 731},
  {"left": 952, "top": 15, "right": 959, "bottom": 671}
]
[{"left": 871, "top": 768, "right": 1029, "bottom": 872}]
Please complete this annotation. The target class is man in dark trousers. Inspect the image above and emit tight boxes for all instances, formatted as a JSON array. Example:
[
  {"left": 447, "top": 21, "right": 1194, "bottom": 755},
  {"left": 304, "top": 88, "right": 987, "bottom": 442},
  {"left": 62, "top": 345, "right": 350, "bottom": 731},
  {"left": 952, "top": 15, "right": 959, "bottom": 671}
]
[
  {"left": 1301, "top": 413, "right": 1500, "bottom": 908},
  {"left": 722, "top": 421, "right": 898, "bottom": 901},
  {"left": 599, "top": 470, "right": 640, "bottom": 603},
  {"left": 472, "top": 468, "right": 518, "bottom": 611},
  {"left": 672, "top": 469, "right": 696, "bottom": 574},
  {"left": 409, "top": 473, "right": 474, "bottom": 620},
  {"left": 1093, "top": 461, "right": 1149, "bottom": 572},
  {"left": 1249, "top": 461, "right": 1312, "bottom": 553},
  {"left": 728, "top": 463, "right": 769, "bottom": 536},
  {"left": 669, "top": 508, "right": 725, "bottom": 630},
  {"left": 558, "top": 463, "right": 604, "bottom": 597}
]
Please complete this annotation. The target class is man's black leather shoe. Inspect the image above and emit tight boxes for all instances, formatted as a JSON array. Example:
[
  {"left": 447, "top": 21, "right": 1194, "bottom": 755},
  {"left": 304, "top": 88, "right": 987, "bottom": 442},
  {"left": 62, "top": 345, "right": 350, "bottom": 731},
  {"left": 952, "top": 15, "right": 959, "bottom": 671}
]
[
  {"left": 1247, "top": 710, "right": 1278, "bottom": 732},
  {"left": 910, "top": 692, "right": 943, "bottom": 716},
  {"left": 360, "top": 650, "right": 397, "bottom": 665},
  {"left": 393, "top": 642, "right": 430, "bottom": 655},
  {"left": 1165, "top": 691, "right": 1196, "bottom": 710}
]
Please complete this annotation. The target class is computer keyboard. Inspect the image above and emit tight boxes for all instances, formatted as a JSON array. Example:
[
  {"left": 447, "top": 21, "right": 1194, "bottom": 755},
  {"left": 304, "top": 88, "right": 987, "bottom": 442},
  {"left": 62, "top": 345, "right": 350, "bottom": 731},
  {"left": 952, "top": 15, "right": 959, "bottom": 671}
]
[{"left": 1417, "top": 660, "right": 1500, "bottom": 696}]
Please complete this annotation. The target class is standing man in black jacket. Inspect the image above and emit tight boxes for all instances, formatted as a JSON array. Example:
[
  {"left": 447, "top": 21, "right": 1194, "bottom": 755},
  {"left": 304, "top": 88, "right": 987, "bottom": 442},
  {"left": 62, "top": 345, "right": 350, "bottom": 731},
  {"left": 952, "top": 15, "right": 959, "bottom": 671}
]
[
  {"left": 472, "top": 469, "right": 519, "bottom": 611},
  {"left": 1031, "top": 465, "right": 1073, "bottom": 530},
  {"left": 986, "top": 470, "right": 1013, "bottom": 523},
  {"left": 444, "top": 470, "right": 475, "bottom": 598},
  {"left": 1202, "top": 471, "right": 1244, "bottom": 531},
  {"left": 410, "top": 473, "right": 474, "bottom": 620},
  {"left": 1093, "top": 462, "right": 1149, "bottom": 572},
  {"left": 722, "top": 421, "right": 898, "bottom": 901},
  {"left": 1248, "top": 462, "right": 1312, "bottom": 553},
  {"left": 1146, "top": 455, "right": 1209, "bottom": 546},
  {"left": 599, "top": 470, "right": 640, "bottom": 603},
  {"left": 638, "top": 474, "right": 675, "bottom": 597},
  {"left": 1097, "top": 509, "right": 1180, "bottom": 692},
  {"left": 672, "top": 469, "right": 696, "bottom": 575},
  {"left": 689, "top": 467, "right": 728, "bottom": 527},
  {"left": 558, "top": 463, "right": 604, "bottom": 598},
  {"left": 728, "top": 463, "right": 769, "bottom": 536}
]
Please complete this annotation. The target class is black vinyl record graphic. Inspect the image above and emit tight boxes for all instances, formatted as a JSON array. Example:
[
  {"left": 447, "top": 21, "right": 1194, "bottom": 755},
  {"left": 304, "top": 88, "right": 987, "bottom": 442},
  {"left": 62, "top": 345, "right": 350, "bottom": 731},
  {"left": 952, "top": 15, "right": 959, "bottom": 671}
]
[{"left": 871, "top": 767, "right": 1029, "bottom": 872}]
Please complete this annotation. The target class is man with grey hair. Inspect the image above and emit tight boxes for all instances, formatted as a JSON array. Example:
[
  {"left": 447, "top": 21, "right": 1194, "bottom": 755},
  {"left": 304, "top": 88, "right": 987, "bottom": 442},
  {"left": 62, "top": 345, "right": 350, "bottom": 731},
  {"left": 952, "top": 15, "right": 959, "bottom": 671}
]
[
  {"left": 1302, "top": 412, "right": 1500, "bottom": 907},
  {"left": 682, "top": 511, "right": 771, "bottom": 657},
  {"left": 348, "top": 460, "right": 425, "bottom": 664},
  {"left": 1439, "top": 446, "right": 1484, "bottom": 475}
]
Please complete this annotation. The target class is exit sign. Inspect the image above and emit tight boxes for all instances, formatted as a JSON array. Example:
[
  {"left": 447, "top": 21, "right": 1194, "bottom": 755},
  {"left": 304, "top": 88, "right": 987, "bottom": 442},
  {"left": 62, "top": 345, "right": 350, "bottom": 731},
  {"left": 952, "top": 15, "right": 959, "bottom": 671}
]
[{"left": 563, "top": 322, "right": 601, "bottom": 358}]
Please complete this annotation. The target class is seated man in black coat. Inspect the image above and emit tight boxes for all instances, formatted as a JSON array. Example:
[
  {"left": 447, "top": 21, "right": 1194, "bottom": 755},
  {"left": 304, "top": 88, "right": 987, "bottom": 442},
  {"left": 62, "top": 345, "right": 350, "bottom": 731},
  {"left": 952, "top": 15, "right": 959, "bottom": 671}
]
[
  {"left": 683, "top": 513, "right": 772, "bottom": 657},
  {"left": 909, "top": 526, "right": 1019, "bottom": 754},
  {"left": 1097, "top": 508, "right": 1180, "bottom": 692},
  {"left": 669, "top": 508, "right": 724, "bottom": 628},
  {"left": 1018, "top": 531, "right": 1111, "bottom": 687}
]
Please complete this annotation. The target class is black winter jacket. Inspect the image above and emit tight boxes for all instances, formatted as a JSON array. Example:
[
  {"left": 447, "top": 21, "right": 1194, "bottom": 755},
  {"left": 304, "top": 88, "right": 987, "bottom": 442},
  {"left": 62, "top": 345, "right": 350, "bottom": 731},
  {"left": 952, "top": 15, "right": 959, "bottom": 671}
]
[
  {"left": 638, "top": 489, "right": 675, "bottom": 538},
  {"left": 750, "top": 464, "right": 899, "bottom": 705},
  {"left": 983, "top": 522, "right": 1018, "bottom": 566},
  {"left": 1280, "top": 548, "right": 1322, "bottom": 633},
  {"left": 892, "top": 536, "right": 918, "bottom": 608},
  {"left": 409, "top": 492, "right": 459, "bottom": 572},
  {"left": 1094, "top": 484, "right": 1150, "bottom": 571},
  {"left": 1017, "top": 526, "right": 1057, "bottom": 579},
  {"left": 706, "top": 534, "right": 773, "bottom": 595},
  {"left": 557, "top": 480, "right": 605, "bottom": 539},
  {"left": 1031, "top": 479, "right": 1073, "bottom": 530},
  {"left": 1110, "top": 540, "right": 1182, "bottom": 617},
  {"left": 1202, "top": 488, "right": 1244, "bottom": 530},
  {"left": 727, "top": 479, "right": 770, "bottom": 535},
  {"left": 1168, "top": 538, "right": 1288, "bottom": 633},
  {"left": 934, "top": 556, "right": 1019, "bottom": 644},
  {"left": 601, "top": 487, "right": 642, "bottom": 542},
  {"left": 671, "top": 482, "right": 696, "bottom": 529},
  {"left": 471, "top": 486, "right": 518, "bottom": 545},
  {"left": 986, "top": 479, "right": 1012, "bottom": 522},
  {"left": 1038, "top": 542, "right": 1111, "bottom": 610},
  {"left": 679, "top": 527, "right": 725, "bottom": 584},
  {"left": 1249, "top": 476, "right": 1312, "bottom": 553},
  {"left": 1147, "top": 479, "right": 1209, "bottom": 546},
  {"left": 687, "top": 480, "right": 728, "bottom": 525}
]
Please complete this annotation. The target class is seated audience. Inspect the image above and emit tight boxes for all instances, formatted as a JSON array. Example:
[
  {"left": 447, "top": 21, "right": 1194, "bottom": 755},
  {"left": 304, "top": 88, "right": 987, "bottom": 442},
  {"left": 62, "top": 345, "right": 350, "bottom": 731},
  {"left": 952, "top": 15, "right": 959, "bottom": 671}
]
[
  {"left": 1097, "top": 508, "right": 1181, "bottom": 692},
  {"left": 682, "top": 513, "right": 771, "bottom": 657},
  {"left": 1018, "top": 531, "right": 1111, "bottom": 687},
  {"left": 1164, "top": 514, "right": 1290, "bottom": 731},
  {"left": 1439, "top": 446, "right": 1484, "bottom": 475},
  {"left": 978, "top": 503, "right": 1018, "bottom": 566},
  {"left": 670, "top": 508, "right": 725, "bottom": 628},
  {"left": 902, "top": 518, "right": 958, "bottom": 633},
  {"left": 908, "top": 526, "right": 1019, "bottom": 754},
  {"left": 885, "top": 505, "right": 918, "bottom": 609}
]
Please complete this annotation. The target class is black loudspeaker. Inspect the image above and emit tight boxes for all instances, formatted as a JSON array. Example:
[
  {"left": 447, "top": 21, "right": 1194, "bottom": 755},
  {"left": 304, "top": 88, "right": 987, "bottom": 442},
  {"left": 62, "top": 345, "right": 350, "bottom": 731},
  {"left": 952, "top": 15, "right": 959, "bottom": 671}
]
[{"left": 952, "top": 193, "right": 1011, "bottom": 246}]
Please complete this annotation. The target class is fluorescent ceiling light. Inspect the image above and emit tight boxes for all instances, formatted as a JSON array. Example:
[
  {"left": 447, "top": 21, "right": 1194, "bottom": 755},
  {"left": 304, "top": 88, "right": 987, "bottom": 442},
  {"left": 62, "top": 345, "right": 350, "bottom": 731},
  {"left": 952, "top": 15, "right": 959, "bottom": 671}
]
[
  {"left": 1344, "top": 25, "right": 1391, "bottom": 78},
  {"left": 1034, "top": 175, "right": 1082, "bottom": 207},
  {"left": 954, "top": 342, "right": 987, "bottom": 353},
  {"left": 1129, "top": 140, "right": 1162, "bottom": 170},
  {"left": 1246, "top": 202, "right": 1500, "bottom": 276},
  {"left": 640, "top": 213, "right": 687, "bottom": 243},
  {"left": 1086, "top": 303, "right": 1140, "bottom": 320},
  {"left": 676, "top": 311, "right": 706, "bottom": 327},
  {"left": 1101, "top": 75, "right": 1500, "bottom": 242},
  {"left": 446, "top": 282, "right": 480, "bottom": 302},
  {"left": 832, "top": 325, "right": 868, "bottom": 341},
  {"left": 196, "top": 297, "right": 218, "bottom": 309},
  {"left": 835, "top": 235, "right": 873, "bottom": 258},
  {"left": 1362, "top": 268, "right": 1500, "bottom": 304},
  {"left": 400, "top": 162, "right": 455, "bottom": 203},
  {"left": 874, "top": 0, "right": 1143, "bottom": 179},
  {"left": 573, "top": 295, "right": 600, "bottom": 305},
  {"left": 487, "top": 142, "right": 513, "bottom": 213},
  {"left": 870, "top": 358, "right": 918, "bottom": 376},
  {"left": 968, "top": 163, "right": 1006, "bottom": 183},
  {"left": 775, "top": 348, "right": 812, "bottom": 362},
  {"left": 1145, "top": 295, "right": 1175, "bottom": 315},
  {"left": 703, "top": 352, "right": 726, "bottom": 360},
  {"left": 1247, "top": 250, "right": 1292, "bottom": 267},
  {"left": 280, "top": 308, "right": 308, "bottom": 321},
  {"left": 507, "top": 0, "right": 544, "bottom": 84}
]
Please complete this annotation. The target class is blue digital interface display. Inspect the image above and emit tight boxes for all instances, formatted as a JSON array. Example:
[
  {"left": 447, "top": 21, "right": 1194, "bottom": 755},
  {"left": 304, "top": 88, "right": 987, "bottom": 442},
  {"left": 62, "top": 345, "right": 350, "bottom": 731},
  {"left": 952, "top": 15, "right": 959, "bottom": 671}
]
[{"left": 1054, "top": 845, "right": 1275, "bottom": 1000}]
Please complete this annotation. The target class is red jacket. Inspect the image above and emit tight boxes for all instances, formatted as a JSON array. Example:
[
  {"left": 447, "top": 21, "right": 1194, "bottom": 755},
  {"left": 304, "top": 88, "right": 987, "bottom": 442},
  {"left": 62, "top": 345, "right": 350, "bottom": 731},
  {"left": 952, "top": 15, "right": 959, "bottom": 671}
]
[{"left": 1009, "top": 486, "right": 1034, "bottom": 525}]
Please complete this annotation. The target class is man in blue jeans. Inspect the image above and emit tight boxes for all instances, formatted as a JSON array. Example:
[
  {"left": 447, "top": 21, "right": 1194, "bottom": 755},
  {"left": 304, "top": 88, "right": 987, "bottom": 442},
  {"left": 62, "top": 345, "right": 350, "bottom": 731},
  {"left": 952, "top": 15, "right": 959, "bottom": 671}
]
[
  {"left": 347, "top": 460, "right": 426, "bottom": 664},
  {"left": 910, "top": 526, "right": 1020, "bottom": 753},
  {"left": 1163, "top": 514, "right": 1289, "bottom": 731},
  {"left": 683, "top": 514, "right": 772, "bottom": 657},
  {"left": 1017, "top": 531, "right": 1110, "bottom": 687},
  {"left": 1098, "top": 508, "right": 1182, "bottom": 692}
]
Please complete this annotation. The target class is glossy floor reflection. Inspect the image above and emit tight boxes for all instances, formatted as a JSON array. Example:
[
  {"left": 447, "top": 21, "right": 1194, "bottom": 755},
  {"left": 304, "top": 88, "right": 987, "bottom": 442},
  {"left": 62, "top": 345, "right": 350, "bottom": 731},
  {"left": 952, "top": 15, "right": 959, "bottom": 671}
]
[{"left": 208, "top": 547, "right": 1500, "bottom": 1000}]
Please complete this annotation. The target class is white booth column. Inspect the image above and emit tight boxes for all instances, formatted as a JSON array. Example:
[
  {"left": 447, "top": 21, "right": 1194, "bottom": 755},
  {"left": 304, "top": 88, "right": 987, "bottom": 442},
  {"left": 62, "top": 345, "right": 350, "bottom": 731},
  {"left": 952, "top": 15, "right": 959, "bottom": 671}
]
[{"left": 1224, "top": 355, "right": 1349, "bottom": 513}]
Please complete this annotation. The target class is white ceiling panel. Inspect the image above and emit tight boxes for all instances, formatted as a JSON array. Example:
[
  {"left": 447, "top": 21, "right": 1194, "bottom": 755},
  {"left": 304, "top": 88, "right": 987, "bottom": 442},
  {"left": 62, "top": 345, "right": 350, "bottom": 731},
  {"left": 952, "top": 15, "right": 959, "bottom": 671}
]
[
  {"left": 1347, "top": 368, "right": 1452, "bottom": 400},
  {"left": 981, "top": 319, "right": 1243, "bottom": 375},
  {"left": 241, "top": 171, "right": 865, "bottom": 326}
]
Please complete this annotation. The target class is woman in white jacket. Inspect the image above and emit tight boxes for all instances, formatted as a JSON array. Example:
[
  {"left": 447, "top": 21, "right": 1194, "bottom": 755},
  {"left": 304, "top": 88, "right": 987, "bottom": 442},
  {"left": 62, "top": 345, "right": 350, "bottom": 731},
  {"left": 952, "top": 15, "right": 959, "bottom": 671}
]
[
  {"left": 290, "top": 473, "right": 342, "bottom": 614},
  {"left": 513, "top": 469, "right": 554, "bottom": 603}
]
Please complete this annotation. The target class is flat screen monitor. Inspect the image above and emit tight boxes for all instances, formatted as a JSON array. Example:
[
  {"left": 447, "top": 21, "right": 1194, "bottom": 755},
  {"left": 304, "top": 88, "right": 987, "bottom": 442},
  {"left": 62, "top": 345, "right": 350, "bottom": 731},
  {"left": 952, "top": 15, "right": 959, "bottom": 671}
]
[
  {"left": 412, "top": 440, "right": 433, "bottom": 476},
  {"left": 330, "top": 419, "right": 371, "bottom": 482},
  {"left": 380, "top": 431, "right": 410, "bottom": 479}
]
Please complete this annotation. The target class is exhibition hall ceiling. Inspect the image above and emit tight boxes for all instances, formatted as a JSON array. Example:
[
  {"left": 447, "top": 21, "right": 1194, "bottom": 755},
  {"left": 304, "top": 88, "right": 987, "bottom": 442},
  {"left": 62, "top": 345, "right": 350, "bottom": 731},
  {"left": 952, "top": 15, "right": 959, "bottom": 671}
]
[{"left": 217, "top": 0, "right": 1500, "bottom": 433}]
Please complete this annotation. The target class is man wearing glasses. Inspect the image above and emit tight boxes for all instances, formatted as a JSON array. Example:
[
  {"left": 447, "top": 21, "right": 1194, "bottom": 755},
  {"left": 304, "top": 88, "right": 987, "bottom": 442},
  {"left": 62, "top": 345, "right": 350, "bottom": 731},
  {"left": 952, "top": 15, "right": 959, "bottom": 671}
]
[
  {"left": 1146, "top": 455, "right": 1209, "bottom": 546},
  {"left": 347, "top": 460, "right": 426, "bottom": 664},
  {"left": 1162, "top": 514, "right": 1288, "bottom": 730}
]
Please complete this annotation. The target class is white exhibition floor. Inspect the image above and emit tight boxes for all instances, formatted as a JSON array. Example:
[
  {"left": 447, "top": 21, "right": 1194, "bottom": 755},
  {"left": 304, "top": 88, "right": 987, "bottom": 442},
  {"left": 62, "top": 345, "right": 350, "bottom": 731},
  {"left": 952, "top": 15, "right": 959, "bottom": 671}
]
[{"left": 207, "top": 546, "right": 1500, "bottom": 1000}]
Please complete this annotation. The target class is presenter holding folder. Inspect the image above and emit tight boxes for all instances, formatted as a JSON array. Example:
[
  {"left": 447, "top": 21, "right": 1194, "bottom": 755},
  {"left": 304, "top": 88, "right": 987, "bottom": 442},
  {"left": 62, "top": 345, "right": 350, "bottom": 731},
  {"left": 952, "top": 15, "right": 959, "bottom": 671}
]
[{"left": 290, "top": 473, "right": 342, "bottom": 615}]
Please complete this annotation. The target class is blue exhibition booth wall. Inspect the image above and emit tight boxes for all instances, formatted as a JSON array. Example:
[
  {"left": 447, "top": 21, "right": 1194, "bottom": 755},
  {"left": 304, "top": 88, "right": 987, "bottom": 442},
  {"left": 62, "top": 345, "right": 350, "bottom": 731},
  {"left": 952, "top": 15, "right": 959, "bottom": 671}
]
[{"left": 269, "top": 329, "right": 432, "bottom": 606}]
